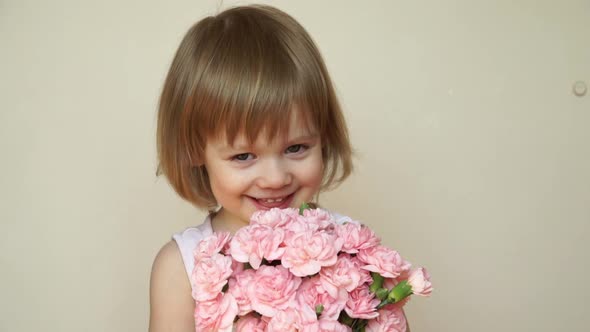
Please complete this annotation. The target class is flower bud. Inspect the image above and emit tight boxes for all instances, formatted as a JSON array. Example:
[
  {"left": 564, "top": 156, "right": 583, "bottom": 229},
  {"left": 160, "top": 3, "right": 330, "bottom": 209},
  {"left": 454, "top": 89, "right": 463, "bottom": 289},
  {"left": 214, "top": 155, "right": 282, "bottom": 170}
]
[
  {"left": 388, "top": 280, "right": 412, "bottom": 303},
  {"left": 407, "top": 267, "right": 433, "bottom": 296}
]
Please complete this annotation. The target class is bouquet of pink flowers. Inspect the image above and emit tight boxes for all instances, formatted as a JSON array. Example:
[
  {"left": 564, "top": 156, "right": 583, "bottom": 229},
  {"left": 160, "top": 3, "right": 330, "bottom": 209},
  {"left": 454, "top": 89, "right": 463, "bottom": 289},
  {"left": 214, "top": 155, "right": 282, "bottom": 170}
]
[{"left": 192, "top": 204, "right": 432, "bottom": 332}]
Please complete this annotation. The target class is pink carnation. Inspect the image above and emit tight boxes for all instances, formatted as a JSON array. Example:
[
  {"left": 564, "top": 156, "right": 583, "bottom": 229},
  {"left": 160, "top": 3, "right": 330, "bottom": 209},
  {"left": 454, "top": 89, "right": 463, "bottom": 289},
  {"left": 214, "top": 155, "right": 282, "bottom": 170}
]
[
  {"left": 352, "top": 255, "right": 375, "bottom": 285},
  {"left": 357, "top": 245, "right": 411, "bottom": 278},
  {"left": 250, "top": 207, "right": 299, "bottom": 228},
  {"left": 192, "top": 253, "right": 233, "bottom": 301},
  {"left": 194, "top": 293, "right": 238, "bottom": 332},
  {"left": 265, "top": 308, "right": 299, "bottom": 331},
  {"left": 194, "top": 231, "right": 231, "bottom": 261},
  {"left": 301, "top": 208, "right": 335, "bottom": 230},
  {"left": 284, "top": 216, "right": 317, "bottom": 234},
  {"left": 365, "top": 306, "right": 407, "bottom": 332},
  {"left": 265, "top": 306, "right": 318, "bottom": 332},
  {"left": 296, "top": 276, "right": 346, "bottom": 321},
  {"left": 318, "top": 318, "right": 352, "bottom": 332},
  {"left": 337, "top": 222, "right": 380, "bottom": 254},
  {"left": 230, "top": 224, "right": 285, "bottom": 269},
  {"left": 319, "top": 254, "right": 364, "bottom": 299},
  {"left": 344, "top": 285, "right": 380, "bottom": 319},
  {"left": 228, "top": 269, "right": 256, "bottom": 316},
  {"left": 282, "top": 229, "right": 342, "bottom": 276},
  {"left": 235, "top": 313, "right": 267, "bottom": 332},
  {"left": 231, "top": 257, "right": 245, "bottom": 275},
  {"left": 407, "top": 267, "right": 433, "bottom": 296},
  {"left": 247, "top": 265, "right": 302, "bottom": 317}
]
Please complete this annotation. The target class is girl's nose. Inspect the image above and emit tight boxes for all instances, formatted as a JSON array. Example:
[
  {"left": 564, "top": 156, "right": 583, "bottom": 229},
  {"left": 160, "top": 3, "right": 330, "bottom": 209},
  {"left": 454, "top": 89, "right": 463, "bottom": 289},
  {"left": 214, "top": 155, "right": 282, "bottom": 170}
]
[{"left": 257, "top": 159, "right": 292, "bottom": 189}]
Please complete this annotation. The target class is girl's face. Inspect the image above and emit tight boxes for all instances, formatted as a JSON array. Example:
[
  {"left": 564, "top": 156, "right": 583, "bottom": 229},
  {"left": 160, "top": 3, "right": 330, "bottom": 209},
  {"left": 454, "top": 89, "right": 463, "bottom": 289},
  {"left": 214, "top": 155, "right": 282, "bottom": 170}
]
[{"left": 203, "top": 110, "right": 324, "bottom": 232}]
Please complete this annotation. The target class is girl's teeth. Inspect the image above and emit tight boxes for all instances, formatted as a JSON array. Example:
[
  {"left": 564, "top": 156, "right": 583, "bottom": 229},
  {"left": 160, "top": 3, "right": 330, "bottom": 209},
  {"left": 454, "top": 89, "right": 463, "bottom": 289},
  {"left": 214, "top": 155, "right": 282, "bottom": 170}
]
[{"left": 260, "top": 197, "right": 284, "bottom": 203}]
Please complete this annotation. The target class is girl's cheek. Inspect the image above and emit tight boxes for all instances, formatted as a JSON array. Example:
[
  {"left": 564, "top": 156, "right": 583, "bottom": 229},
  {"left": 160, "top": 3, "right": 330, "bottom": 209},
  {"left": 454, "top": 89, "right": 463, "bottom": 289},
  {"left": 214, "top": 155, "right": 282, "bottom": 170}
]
[{"left": 300, "top": 157, "right": 324, "bottom": 184}]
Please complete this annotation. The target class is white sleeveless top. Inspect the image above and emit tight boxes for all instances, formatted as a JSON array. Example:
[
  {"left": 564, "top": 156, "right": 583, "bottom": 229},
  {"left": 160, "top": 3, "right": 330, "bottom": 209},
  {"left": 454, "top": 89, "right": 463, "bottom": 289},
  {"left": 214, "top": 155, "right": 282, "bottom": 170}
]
[
  {"left": 172, "top": 214, "right": 215, "bottom": 279},
  {"left": 172, "top": 211, "right": 354, "bottom": 291}
]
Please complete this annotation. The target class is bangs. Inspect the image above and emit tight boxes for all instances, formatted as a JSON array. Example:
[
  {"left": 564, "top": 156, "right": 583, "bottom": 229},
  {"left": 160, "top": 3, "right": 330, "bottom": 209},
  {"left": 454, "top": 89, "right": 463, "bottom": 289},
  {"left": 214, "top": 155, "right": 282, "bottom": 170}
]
[{"left": 185, "top": 9, "right": 329, "bottom": 147}]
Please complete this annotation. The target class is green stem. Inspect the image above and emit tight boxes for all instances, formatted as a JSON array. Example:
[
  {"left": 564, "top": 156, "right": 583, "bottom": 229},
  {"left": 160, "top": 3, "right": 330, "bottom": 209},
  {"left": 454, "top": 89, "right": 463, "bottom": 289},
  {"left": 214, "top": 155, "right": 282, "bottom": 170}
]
[{"left": 299, "top": 202, "right": 310, "bottom": 215}]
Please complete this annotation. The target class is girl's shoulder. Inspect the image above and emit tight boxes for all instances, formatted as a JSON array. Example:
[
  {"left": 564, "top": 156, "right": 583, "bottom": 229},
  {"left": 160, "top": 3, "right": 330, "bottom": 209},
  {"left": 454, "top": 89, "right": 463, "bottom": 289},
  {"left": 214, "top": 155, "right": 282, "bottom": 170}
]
[{"left": 150, "top": 236, "right": 199, "bottom": 331}]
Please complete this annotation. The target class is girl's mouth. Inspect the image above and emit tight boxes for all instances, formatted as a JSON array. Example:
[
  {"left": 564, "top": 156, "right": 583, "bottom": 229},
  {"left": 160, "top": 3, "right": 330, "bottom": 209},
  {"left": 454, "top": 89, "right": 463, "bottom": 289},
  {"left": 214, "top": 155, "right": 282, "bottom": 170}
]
[{"left": 248, "top": 193, "right": 295, "bottom": 210}]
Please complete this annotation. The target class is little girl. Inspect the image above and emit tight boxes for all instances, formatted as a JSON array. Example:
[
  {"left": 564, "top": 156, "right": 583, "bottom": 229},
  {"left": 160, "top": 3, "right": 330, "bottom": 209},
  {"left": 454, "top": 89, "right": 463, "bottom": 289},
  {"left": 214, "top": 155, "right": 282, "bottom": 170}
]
[{"left": 149, "top": 4, "right": 406, "bottom": 331}]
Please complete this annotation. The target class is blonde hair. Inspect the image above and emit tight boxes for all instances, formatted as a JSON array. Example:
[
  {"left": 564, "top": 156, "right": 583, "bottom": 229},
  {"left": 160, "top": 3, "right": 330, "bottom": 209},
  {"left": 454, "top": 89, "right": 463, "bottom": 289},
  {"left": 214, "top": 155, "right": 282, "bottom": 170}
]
[{"left": 157, "top": 5, "right": 353, "bottom": 209}]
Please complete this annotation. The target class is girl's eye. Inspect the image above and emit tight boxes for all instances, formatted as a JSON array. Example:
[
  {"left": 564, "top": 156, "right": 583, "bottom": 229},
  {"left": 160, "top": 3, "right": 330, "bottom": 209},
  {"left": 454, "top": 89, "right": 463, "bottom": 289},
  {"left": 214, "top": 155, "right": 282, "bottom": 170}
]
[
  {"left": 285, "top": 144, "right": 308, "bottom": 154},
  {"left": 232, "top": 153, "right": 254, "bottom": 161}
]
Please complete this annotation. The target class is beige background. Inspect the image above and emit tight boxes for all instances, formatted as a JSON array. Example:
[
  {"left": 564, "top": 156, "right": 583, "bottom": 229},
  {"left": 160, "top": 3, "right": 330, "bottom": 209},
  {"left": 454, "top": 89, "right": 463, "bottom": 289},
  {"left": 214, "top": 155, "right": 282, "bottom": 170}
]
[{"left": 1, "top": 0, "right": 589, "bottom": 331}]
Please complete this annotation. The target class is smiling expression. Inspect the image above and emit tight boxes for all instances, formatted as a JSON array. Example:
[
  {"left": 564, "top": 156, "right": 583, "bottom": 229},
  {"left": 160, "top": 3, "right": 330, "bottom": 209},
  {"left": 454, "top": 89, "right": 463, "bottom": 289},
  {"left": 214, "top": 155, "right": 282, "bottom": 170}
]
[{"left": 203, "top": 111, "right": 324, "bottom": 233}]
